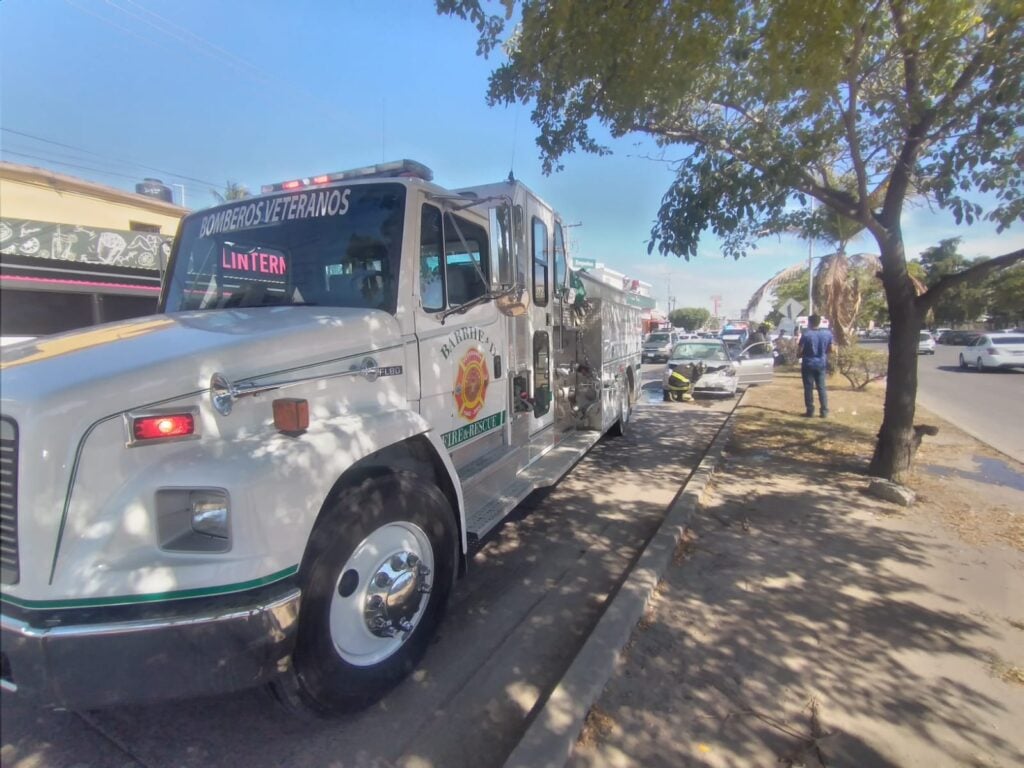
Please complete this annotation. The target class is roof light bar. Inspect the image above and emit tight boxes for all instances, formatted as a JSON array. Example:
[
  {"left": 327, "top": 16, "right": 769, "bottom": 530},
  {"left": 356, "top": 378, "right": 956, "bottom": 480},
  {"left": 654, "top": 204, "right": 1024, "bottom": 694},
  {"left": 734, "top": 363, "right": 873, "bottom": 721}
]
[{"left": 261, "top": 159, "right": 433, "bottom": 194}]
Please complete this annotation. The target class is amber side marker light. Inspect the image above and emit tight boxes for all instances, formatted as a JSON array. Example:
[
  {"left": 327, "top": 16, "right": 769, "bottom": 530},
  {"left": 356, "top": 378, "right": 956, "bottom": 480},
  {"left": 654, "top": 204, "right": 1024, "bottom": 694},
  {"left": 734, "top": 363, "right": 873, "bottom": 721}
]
[
  {"left": 273, "top": 398, "right": 309, "bottom": 434},
  {"left": 133, "top": 414, "right": 195, "bottom": 441}
]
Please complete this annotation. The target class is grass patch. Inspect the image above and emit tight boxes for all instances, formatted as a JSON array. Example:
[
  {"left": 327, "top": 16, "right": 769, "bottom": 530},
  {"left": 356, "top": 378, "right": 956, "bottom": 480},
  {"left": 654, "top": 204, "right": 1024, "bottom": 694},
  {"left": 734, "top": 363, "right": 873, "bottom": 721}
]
[
  {"left": 577, "top": 705, "right": 616, "bottom": 747},
  {"left": 988, "top": 657, "right": 1024, "bottom": 686},
  {"left": 732, "top": 368, "right": 884, "bottom": 473}
]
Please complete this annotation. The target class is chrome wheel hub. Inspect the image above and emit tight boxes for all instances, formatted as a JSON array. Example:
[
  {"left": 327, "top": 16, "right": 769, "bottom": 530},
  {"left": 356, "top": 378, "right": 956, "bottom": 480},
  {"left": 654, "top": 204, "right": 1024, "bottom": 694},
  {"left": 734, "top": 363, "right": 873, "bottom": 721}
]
[{"left": 363, "top": 552, "right": 432, "bottom": 638}]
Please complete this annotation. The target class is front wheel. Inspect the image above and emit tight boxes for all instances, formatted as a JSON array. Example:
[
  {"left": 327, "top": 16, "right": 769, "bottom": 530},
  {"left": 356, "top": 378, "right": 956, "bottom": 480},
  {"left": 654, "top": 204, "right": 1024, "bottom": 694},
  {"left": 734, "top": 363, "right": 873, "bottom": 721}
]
[{"left": 272, "top": 473, "right": 457, "bottom": 715}]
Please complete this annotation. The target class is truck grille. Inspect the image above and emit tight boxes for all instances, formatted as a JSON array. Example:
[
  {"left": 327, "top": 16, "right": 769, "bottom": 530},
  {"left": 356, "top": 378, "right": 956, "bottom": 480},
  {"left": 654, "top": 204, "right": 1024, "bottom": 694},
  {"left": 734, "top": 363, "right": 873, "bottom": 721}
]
[{"left": 0, "top": 417, "right": 18, "bottom": 585}]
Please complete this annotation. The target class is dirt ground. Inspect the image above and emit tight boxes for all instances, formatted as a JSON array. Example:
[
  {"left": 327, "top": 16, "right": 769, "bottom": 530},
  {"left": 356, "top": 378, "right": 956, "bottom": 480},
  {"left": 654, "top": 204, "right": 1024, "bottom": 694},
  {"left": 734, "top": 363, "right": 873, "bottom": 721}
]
[{"left": 569, "top": 372, "right": 1024, "bottom": 768}]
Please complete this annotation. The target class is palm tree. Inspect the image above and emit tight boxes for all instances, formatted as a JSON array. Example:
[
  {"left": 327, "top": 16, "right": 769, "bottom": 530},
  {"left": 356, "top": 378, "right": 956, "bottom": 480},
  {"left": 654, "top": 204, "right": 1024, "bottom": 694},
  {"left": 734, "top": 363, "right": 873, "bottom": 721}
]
[
  {"left": 746, "top": 174, "right": 889, "bottom": 346},
  {"left": 746, "top": 252, "right": 881, "bottom": 348},
  {"left": 210, "top": 181, "right": 250, "bottom": 204}
]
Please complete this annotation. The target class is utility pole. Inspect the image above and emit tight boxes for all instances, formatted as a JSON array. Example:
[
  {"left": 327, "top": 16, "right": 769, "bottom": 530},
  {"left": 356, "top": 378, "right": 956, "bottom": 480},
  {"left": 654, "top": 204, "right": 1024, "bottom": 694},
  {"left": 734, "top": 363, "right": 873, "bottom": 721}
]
[{"left": 808, "top": 199, "right": 815, "bottom": 316}]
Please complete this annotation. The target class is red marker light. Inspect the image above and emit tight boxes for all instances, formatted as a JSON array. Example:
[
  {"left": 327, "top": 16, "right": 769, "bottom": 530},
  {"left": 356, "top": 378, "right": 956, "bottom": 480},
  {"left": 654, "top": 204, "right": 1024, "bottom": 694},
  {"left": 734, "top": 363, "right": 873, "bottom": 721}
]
[
  {"left": 133, "top": 414, "right": 195, "bottom": 441},
  {"left": 282, "top": 180, "right": 302, "bottom": 190},
  {"left": 312, "top": 175, "right": 330, "bottom": 184}
]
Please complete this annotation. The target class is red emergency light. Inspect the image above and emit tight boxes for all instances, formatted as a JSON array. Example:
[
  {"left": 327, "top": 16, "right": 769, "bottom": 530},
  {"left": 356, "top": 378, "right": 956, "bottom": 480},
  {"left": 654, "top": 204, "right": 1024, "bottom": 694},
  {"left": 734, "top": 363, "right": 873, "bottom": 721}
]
[
  {"left": 132, "top": 413, "right": 195, "bottom": 442},
  {"left": 261, "top": 160, "right": 433, "bottom": 194}
]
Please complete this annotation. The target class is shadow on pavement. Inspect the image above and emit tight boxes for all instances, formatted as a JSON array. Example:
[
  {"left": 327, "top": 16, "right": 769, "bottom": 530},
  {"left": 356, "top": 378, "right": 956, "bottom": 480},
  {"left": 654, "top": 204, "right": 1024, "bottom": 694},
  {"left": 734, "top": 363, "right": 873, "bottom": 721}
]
[{"left": 570, "top": 447, "right": 1019, "bottom": 767}]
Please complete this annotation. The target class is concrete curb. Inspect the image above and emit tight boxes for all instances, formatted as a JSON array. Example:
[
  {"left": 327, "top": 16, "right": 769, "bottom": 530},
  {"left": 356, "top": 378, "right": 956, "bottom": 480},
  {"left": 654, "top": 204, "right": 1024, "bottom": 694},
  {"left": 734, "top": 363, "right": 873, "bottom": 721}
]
[{"left": 501, "top": 393, "right": 743, "bottom": 768}]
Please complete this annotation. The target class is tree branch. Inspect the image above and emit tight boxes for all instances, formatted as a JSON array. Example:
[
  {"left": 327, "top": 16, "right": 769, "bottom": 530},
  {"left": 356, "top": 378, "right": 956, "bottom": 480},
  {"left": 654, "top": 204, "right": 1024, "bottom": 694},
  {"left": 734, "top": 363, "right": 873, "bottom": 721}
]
[
  {"left": 916, "top": 248, "right": 1024, "bottom": 311},
  {"left": 842, "top": 20, "right": 871, "bottom": 218},
  {"left": 635, "top": 120, "right": 873, "bottom": 228}
]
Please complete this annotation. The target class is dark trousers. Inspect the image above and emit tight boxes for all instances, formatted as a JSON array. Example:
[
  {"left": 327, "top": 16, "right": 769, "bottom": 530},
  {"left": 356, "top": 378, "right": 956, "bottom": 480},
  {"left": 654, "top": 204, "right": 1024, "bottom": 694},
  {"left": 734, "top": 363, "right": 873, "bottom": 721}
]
[{"left": 802, "top": 366, "right": 828, "bottom": 415}]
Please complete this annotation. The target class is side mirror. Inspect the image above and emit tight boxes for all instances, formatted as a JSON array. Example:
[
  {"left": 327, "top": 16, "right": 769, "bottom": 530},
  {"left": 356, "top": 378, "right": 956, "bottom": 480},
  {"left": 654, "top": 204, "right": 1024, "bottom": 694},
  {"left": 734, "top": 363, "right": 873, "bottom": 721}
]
[
  {"left": 489, "top": 206, "right": 513, "bottom": 286},
  {"left": 495, "top": 286, "right": 528, "bottom": 317},
  {"left": 490, "top": 204, "right": 528, "bottom": 317}
]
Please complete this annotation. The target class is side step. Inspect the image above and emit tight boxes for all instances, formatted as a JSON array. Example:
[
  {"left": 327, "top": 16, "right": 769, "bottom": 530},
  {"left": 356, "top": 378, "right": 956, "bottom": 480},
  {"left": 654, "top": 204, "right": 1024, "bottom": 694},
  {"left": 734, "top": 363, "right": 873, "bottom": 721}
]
[{"left": 465, "top": 431, "right": 602, "bottom": 550}]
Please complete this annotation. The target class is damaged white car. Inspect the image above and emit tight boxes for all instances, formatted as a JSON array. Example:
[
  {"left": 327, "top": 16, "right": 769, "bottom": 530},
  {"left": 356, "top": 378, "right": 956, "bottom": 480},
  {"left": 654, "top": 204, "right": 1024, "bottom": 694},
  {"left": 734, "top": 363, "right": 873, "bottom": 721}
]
[{"left": 662, "top": 339, "right": 773, "bottom": 399}]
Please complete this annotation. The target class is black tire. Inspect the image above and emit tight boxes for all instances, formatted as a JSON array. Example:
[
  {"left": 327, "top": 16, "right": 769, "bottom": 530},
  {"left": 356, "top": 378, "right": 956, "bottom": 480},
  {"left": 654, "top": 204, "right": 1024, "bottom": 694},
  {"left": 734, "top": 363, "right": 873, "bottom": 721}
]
[
  {"left": 608, "top": 381, "right": 632, "bottom": 437},
  {"left": 271, "top": 472, "right": 457, "bottom": 715},
  {"left": 959, "top": 354, "right": 967, "bottom": 369},
  {"left": 977, "top": 357, "right": 985, "bottom": 372},
  {"left": 662, "top": 389, "right": 672, "bottom": 403}
]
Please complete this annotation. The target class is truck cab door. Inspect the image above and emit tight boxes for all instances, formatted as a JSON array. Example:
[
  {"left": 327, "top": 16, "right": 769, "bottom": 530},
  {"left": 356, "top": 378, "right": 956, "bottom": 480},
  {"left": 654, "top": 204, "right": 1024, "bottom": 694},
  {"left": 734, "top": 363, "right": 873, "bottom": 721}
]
[{"left": 414, "top": 203, "right": 508, "bottom": 461}]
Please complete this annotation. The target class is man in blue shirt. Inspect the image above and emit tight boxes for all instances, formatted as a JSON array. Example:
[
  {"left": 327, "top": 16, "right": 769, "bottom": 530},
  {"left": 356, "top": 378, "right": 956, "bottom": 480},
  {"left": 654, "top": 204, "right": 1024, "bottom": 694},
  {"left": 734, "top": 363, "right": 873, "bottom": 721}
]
[{"left": 797, "top": 314, "right": 834, "bottom": 417}]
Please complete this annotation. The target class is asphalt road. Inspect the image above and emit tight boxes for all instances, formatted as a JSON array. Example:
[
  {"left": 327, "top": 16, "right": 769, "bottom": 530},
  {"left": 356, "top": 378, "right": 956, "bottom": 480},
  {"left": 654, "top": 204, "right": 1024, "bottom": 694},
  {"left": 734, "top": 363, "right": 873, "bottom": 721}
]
[
  {"left": 2, "top": 367, "right": 732, "bottom": 768},
  {"left": 915, "top": 342, "right": 1024, "bottom": 463}
]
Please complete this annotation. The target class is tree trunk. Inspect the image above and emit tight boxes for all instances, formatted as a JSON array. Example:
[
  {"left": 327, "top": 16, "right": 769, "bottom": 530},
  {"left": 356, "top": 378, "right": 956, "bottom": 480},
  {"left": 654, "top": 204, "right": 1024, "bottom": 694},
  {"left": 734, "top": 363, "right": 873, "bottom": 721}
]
[{"left": 868, "top": 233, "right": 922, "bottom": 483}]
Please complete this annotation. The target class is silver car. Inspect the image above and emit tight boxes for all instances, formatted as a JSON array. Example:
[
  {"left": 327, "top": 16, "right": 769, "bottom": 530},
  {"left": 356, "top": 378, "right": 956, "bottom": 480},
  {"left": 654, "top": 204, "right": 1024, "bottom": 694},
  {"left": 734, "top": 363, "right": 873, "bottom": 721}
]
[
  {"left": 643, "top": 331, "right": 680, "bottom": 363},
  {"left": 661, "top": 339, "right": 774, "bottom": 398}
]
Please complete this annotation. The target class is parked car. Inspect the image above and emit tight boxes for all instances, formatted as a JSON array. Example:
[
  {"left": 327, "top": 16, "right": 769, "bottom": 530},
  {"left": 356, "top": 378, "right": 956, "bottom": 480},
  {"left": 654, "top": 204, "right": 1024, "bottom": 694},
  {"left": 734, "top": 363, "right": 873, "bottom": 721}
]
[
  {"left": 918, "top": 330, "right": 936, "bottom": 354},
  {"left": 643, "top": 330, "right": 681, "bottom": 363},
  {"left": 938, "top": 330, "right": 981, "bottom": 346},
  {"left": 661, "top": 339, "right": 773, "bottom": 399},
  {"left": 934, "top": 327, "right": 952, "bottom": 342},
  {"left": 958, "top": 333, "right": 1024, "bottom": 371}
]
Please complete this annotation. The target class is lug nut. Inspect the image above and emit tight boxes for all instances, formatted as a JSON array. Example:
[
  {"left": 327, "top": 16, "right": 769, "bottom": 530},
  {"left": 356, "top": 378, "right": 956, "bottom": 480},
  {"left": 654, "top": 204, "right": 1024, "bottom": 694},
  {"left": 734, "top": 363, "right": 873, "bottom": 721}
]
[{"left": 375, "top": 573, "right": 392, "bottom": 588}]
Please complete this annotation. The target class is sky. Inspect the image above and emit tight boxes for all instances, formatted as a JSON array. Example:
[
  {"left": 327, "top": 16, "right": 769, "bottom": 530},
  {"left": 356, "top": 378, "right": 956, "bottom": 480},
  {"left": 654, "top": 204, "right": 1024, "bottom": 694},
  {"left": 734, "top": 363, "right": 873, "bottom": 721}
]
[{"left": 2, "top": 0, "right": 1020, "bottom": 319}]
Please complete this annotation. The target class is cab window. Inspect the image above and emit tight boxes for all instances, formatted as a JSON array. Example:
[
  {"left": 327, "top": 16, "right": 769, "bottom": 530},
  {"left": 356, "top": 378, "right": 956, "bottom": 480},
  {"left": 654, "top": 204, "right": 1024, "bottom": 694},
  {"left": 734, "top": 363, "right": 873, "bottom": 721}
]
[{"left": 420, "top": 204, "right": 490, "bottom": 312}]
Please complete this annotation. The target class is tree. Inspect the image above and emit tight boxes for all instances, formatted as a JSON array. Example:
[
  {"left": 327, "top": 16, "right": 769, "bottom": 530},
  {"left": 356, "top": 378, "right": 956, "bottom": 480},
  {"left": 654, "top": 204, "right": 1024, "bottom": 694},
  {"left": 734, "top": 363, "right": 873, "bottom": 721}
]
[
  {"left": 669, "top": 307, "right": 711, "bottom": 330},
  {"left": 440, "top": 0, "right": 1024, "bottom": 482},
  {"left": 211, "top": 181, "right": 250, "bottom": 204},
  {"left": 919, "top": 238, "right": 990, "bottom": 325},
  {"left": 986, "top": 263, "right": 1024, "bottom": 325}
]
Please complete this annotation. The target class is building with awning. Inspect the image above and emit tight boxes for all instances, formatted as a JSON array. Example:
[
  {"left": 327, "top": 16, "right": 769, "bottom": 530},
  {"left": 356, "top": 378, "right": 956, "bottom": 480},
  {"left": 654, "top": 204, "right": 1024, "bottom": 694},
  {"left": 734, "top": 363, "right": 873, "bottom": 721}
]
[{"left": 0, "top": 162, "right": 187, "bottom": 343}]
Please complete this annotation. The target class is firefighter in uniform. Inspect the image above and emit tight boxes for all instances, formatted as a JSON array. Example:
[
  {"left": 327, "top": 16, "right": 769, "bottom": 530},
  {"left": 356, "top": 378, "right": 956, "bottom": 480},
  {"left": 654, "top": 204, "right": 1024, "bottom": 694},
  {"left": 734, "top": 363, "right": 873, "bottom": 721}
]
[{"left": 666, "top": 367, "right": 694, "bottom": 402}]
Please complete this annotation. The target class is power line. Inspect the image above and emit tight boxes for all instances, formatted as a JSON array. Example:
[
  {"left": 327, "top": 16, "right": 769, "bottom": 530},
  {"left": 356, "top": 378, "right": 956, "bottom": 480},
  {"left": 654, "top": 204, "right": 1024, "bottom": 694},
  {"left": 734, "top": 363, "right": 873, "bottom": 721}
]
[
  {"left": 112, "top": 0, "right": 270, "bottom": 80},
  {"left": 66, "top": 0, "right": 353, "bottom": 128},
  {"left": 0, "top": 149, "right": 178, "bottom": 185},
  {"left": 1, "top": 128, "right": 221, "bottom": 187}
]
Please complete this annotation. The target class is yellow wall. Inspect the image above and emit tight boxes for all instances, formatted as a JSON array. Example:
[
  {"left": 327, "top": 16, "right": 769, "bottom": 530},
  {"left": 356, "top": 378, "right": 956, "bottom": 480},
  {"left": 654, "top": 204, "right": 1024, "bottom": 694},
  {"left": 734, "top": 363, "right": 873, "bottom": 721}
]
[{"left": 0, "top": 174, "right": 184, "bottom": 235}]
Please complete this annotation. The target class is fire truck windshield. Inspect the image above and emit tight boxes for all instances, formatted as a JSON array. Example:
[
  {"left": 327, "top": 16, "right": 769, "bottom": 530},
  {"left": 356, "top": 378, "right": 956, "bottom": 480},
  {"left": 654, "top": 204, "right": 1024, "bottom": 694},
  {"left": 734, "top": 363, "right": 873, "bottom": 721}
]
[{"left": 162, "top": 184, "right": 406, "bottom": 314}]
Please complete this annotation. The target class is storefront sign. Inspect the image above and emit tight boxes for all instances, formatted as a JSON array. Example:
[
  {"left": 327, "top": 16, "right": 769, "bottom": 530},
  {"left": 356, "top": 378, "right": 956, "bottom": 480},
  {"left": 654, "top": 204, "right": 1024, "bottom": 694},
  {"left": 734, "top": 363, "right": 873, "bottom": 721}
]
[{"left": 0, "top": 218, "right": 170, "bottom": 271}]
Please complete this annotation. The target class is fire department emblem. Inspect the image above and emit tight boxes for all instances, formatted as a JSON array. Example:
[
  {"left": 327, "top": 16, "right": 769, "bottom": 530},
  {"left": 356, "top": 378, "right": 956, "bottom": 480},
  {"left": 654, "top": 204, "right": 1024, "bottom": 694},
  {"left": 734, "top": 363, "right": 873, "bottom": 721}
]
[{"left": 454, "top": 348, "right": 489, "bottom": 421}]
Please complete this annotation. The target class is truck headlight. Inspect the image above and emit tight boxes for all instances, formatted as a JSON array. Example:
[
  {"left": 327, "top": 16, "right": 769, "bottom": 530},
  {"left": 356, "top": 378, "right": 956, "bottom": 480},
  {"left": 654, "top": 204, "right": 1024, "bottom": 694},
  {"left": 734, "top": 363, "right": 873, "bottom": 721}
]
[
  {"left": 156, "top": 488, "right": 231, "bottom": 552},
  {"left": 190, "top": 491, "right": 230, "bottom": 538}
]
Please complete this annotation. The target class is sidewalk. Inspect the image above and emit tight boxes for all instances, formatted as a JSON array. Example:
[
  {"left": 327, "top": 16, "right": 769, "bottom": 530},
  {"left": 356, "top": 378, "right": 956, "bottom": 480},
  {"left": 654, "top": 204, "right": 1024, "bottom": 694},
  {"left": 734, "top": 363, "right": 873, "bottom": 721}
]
[{"left": 558, "top": 373, "right": 1023, "bottom": 767}]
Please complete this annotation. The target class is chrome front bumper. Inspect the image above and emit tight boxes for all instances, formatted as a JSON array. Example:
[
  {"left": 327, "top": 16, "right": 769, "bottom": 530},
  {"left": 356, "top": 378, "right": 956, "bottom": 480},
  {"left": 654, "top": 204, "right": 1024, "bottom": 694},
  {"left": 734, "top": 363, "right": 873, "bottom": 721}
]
[{"left": 1, "top": 586, "right": 300, "bottom": 709}]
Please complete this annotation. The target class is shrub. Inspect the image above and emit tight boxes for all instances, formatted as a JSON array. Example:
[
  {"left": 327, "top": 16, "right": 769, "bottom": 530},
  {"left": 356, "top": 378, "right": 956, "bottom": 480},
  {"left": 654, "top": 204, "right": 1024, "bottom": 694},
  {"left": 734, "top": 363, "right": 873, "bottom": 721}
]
[{"left": 834, "top": 344, "right": 888, "bottom": 390}]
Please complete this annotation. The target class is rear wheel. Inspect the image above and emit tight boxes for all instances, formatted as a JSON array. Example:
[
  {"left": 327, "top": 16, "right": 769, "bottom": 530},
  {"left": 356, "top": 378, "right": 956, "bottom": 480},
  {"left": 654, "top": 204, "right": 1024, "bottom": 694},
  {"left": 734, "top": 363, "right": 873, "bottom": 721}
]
[
  {"left": 608, "top": 379, "right": 632, "bottom": 437},
  {"left": 959, "top": 354, "right": 967, "bottom": 369},
  {"left": 977, "top": 357, "right": 985, "bottom": 372},
  {"left": 271, "top": 472, "right": 457, "bottom": 715}
]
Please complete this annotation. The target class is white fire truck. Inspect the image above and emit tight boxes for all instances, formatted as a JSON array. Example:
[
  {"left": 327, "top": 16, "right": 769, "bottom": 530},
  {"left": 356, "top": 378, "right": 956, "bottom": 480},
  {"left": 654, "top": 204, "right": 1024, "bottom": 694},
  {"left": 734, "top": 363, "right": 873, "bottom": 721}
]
[{"left": 0, "top": 160, "right": 641, "bottom": 714}]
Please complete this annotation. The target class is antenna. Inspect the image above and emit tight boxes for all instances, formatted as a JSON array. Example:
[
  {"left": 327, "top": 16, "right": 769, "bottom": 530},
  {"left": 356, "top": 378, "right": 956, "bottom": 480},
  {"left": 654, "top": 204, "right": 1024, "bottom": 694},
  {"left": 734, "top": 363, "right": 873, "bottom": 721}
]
[{"left": 508, "top": 106, "right": 520, "bottom": 183}]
